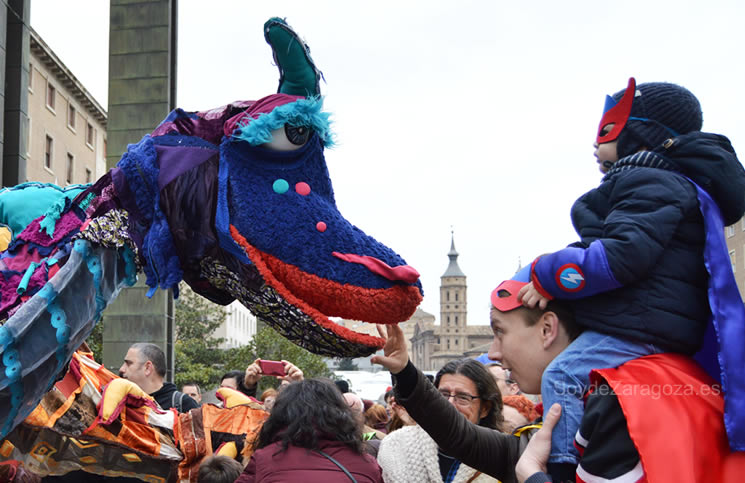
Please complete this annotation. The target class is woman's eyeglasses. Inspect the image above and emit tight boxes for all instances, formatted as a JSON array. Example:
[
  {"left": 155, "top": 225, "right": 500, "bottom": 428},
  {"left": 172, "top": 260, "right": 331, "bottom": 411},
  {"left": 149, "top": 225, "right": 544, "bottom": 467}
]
[{"left": 438, "top": 389, "right": 480, "bottom": 406}]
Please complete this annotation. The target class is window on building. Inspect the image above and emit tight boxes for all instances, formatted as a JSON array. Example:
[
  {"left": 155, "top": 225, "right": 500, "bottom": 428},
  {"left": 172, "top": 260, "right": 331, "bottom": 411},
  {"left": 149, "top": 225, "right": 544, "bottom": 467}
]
[
  {"left": 26, "top": 118, "right": 31, "bottom": 155},
  {"left": 86, "top": 123, "right": 96, "bottom": 148},
  {"left": 85, "top": 168, "right": 92, "bottom": 183},
  {"left": 455, "top": 316, "right": 459, "bottom": 324},
  {"left": 727, "top": 225, "right": 735, "bottom": 237},
  {"left": 447, "top": 316, "right": 450, "bottom": 326},
  {"left": 68, "top": 103, "right": 76, "bottom": 130},
  {"left": 455, "top": 293, "right": 459, "bottom": 301},
  {"left": 45, "top": 135, "right": 53, "bottom": 169},
  {"left": 455, "top": 339, "right": 459, "bottom": 345},
  {"left": 730, "top": 250, "right": 736, "bottom": 273},
  {"left": 46, "top": 82, "right": 56, "bottom": 111},
  {"left": 28, "top": 63, "right": 33, "bottom": 91},
  {"left": 66, "top": 153, "right": 74, "bottom": 184},
  {"left": 446, "top": 291, "right": 450, "bottom": 301}
]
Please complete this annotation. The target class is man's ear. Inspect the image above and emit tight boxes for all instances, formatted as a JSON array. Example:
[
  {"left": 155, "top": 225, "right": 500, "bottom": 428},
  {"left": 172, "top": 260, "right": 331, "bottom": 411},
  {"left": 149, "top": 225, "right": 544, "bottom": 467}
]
[
  {"left": 144, "top": 360, "right": 153, "bottom": 377},
  {"left": 540, "top": 311, "right": 561, "bottom": 349}
]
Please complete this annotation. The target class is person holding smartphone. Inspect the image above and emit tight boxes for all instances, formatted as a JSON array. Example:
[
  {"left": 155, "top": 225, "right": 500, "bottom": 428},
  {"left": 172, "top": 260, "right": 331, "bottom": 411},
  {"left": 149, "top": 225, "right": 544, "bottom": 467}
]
[{"left": 243, "top": 359, "right": 305, "bottom": 398}]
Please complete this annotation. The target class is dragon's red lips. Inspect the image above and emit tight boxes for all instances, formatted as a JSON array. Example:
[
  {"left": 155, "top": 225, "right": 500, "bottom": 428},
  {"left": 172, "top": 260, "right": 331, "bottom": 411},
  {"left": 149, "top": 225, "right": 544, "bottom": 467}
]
[
  {"left": 332, "top": 252, "right": 420, "bottom": 284},
  {"left": 230, "top": 226, "right": 422, "bottom": 330}
]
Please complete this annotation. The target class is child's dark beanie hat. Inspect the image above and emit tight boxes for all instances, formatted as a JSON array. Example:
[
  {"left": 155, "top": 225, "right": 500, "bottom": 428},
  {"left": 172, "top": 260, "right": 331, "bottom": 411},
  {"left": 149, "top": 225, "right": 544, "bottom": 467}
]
[{"left": 615, "top": 82, "right": 703, "bottom": 158}]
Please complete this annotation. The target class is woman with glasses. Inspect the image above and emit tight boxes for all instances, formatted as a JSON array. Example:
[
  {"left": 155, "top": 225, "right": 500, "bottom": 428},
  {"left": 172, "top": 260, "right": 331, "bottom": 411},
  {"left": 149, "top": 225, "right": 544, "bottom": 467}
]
[{"left": 377, "top": 359, "right": 503, "bottom": 483}]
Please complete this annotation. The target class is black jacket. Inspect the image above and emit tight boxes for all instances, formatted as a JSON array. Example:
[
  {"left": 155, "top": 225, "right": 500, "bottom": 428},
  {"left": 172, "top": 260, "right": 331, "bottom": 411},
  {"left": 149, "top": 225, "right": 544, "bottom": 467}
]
[
  {"left": 532, "top": 132, "right": 745, "bottom": 353},
  {"left": 150, "top": 382, "right": 199, "bottom": 412},
  {"left": 393, "top": 361, "right": 642, "bottom": 483},
  {"left": 392, "top": 361, "right": 522, "bottom": 483}
]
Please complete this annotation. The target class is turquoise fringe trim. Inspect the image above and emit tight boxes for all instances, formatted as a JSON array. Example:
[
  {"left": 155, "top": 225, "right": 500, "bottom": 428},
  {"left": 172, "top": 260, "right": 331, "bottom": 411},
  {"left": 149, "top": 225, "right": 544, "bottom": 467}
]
[
  {"left": 16, "top": 262, "right": 39, "bottom": 295},
  {"left": 231, "top": 97, "right": 334, "bottom": 147}
]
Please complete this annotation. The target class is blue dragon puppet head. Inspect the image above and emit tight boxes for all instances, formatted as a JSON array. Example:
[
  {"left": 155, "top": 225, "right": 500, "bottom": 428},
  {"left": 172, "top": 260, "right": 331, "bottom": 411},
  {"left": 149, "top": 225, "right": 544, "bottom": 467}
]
[{"left": 110, "top": 18, "right": 423, "bottom": 357}]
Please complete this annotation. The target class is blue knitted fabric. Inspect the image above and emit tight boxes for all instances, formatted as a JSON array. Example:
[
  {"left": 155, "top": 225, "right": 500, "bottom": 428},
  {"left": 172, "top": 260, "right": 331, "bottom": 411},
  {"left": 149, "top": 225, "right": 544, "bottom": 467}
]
[{"left": 116, "top": 136, "right": 182, "bottom": 297}]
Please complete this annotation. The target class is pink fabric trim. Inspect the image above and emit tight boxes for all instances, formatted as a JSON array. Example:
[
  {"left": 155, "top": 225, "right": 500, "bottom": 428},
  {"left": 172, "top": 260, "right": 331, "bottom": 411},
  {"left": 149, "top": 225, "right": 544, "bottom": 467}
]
[{"left": 223, "top": 94, "right": 305, "bottom": 137}]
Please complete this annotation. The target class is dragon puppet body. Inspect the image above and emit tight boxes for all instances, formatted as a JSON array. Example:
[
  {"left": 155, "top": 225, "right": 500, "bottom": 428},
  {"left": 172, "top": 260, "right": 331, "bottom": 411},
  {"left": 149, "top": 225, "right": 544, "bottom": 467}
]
[{"left": 0, "top": 18, "right": 422, "bottom": 480}]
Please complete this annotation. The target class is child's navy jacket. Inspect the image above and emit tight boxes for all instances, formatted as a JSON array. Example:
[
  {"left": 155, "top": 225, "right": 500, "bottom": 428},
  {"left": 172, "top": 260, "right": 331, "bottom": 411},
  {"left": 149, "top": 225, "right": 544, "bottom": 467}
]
[{"left": 531, "top": 132, "right": 745, "bottom": 354}]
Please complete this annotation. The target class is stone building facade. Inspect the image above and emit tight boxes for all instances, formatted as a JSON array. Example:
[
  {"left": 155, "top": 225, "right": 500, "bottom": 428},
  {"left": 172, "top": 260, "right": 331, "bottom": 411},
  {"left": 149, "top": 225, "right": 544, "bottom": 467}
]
[{"left": 26, "top": 28, "right": 107, "bottom": 185}]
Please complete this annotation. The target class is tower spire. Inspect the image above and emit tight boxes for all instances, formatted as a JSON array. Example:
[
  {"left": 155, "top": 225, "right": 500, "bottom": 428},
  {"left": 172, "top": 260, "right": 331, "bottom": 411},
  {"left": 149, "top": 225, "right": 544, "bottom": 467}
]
[{"left": 442, "top": 230, "right": 465, "bottom": 277}]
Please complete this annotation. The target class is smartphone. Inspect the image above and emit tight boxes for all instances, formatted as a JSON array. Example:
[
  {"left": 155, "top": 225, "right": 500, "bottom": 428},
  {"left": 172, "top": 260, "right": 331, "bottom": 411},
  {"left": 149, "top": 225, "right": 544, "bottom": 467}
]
[{"left": 259, "top": 359, "right": 286, "bottom": 377}]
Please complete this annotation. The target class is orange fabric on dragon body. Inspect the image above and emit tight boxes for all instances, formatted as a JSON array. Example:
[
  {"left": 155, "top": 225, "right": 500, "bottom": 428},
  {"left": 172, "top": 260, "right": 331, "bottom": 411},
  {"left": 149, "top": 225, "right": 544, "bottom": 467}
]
[
  {"left": 175, "top": 388, "right": 268, "bottom": 482},
  {"left": 3, "top": 352, "right": 180, "bottom": 481}
]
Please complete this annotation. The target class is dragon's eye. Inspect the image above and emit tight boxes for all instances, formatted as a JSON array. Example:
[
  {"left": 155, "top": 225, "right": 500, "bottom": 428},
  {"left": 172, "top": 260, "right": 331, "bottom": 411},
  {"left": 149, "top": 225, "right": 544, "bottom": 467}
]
[
  {"left": 260, "top": 125, "right": 313, "bottom": 151},
  {"left": 285, "top": 125, "right": 311, "bottom": 145}
]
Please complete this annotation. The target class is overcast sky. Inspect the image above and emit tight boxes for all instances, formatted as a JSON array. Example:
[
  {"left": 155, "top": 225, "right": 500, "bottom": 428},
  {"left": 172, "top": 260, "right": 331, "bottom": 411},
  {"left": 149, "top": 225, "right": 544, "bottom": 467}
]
[{"left": 31, "top": 1, "right": 745, "bottom": 324}]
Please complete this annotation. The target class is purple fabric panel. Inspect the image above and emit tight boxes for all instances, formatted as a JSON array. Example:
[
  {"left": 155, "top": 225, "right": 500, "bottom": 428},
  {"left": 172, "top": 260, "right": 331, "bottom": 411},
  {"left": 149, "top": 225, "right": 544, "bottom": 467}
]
[
  {"left": 1, "top": 272, "right": 23, "bottom": 314},
  {"left": 152, "top": 117, "right": 224, "bottom": 145},
  {"left": 85, "top": 183, "right": 117, "bottom": 218},
  {"left": 19, "top": 211, "right": 82, "bottom": 247},
  {"left": 111, "top": 167, "right": 145, "bottom": 251},
  {"left": 151, "top": 100, "right": 255, "bottom": 144},
  {"left": 199, "top": 100, "right": 253, "bottom": 120},
  {"left": 112, "top": 168, "right": 142, "bottom": 221},
  {"left": 1, "top": 245, "right": 43, "bottom": 272},
  {"left": 156, "top": 145, "right": 218, "bottom": 190}
]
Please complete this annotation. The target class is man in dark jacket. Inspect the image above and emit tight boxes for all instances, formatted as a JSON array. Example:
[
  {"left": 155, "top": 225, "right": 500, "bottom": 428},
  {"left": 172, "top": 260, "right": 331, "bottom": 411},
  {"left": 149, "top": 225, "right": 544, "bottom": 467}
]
[{"left": 119, "top": 342, "right": 199, "bottom": 412}]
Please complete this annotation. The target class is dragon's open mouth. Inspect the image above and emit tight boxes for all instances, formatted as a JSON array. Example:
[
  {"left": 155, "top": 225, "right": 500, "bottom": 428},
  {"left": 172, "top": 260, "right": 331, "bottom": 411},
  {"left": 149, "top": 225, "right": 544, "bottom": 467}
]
[{"left": 229, "top": 225, "right": 422, "bottom": 353}]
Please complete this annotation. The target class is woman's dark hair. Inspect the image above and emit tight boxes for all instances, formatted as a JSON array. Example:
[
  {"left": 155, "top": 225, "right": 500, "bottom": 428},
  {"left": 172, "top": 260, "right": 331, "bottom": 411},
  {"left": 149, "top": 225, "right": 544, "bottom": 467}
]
[
  {"left": 254, "top": 378, "right": 364, "bottom": 454},
  {"left": 221, "top": 370, "right": 252, "bottom": 397},
  {"left": 434, "top": 358, "right": 503, "bottom": 431}
]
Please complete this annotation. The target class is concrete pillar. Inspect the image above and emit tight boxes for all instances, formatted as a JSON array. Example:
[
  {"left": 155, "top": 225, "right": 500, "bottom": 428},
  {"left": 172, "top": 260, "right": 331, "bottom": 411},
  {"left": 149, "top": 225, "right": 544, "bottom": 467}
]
[
  {"left": 103, "top": 0, "right": 177, "bottom": 381},
  {"left": 1, "top": 0, "right": 30, "bottom": 187}
]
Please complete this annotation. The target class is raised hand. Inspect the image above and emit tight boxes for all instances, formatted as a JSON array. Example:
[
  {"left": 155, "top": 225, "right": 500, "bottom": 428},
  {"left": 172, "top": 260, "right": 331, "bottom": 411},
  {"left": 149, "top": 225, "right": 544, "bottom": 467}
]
[
  {"left": 515, "top": 403, "right": 562, "bottom": 482},
  {"left": 370, "top": 324, "right": 408, "bottom": 374}
]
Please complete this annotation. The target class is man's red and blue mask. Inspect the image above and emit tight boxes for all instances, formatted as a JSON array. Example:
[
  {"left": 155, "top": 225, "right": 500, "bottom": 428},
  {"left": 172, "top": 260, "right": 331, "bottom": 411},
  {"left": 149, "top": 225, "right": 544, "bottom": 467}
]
[{"left": 490, "top": 266, "right": 531, "bottom": 312}]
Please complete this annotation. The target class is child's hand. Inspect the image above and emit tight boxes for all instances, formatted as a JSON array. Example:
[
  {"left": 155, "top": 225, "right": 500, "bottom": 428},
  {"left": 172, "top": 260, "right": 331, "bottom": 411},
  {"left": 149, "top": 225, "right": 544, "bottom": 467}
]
[{"left": 518, "top": 282, "right": 550, "bottom": 310}]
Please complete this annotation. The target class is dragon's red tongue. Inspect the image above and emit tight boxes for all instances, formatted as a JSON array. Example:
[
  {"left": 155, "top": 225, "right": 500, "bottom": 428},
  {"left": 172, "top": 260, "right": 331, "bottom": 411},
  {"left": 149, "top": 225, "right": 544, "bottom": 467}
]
[{"left": 332, "top": 252, "right": 420, "bottom": 284}]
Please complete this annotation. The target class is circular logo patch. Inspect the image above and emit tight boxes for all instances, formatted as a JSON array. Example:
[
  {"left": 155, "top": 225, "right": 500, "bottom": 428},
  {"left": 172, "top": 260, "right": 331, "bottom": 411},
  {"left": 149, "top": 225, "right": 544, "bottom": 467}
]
[{"left": 556, "top": 264, "right": 585, "bottom": 292}]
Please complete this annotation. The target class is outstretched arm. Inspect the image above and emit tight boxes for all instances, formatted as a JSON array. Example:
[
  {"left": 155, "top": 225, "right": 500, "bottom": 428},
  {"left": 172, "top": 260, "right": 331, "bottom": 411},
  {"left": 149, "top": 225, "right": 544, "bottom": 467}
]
[{"left": 372, "top": 324, "right": 521, "bottom": 482}]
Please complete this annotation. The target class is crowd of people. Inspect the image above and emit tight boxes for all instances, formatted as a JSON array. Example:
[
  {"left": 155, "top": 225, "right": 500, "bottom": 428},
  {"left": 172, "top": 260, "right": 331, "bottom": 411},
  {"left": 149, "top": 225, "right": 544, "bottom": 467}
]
[{"left": 73, "top": 334, "right": 542, "bottom": 483}]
